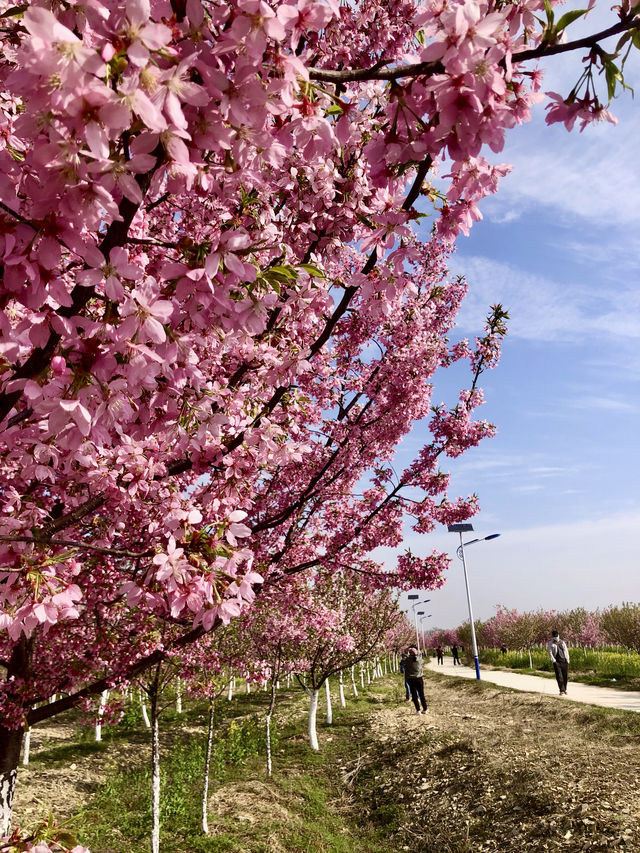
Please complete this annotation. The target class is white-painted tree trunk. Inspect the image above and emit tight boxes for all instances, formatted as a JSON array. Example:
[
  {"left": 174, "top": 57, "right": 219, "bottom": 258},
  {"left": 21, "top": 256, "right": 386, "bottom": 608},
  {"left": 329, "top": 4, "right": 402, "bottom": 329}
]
[
  {"left": 201, "top": 700, "right": 215, "bottom": 835},
  {"left": 151, "top": 708, "right": 160, "bottom": 853},
  {"left": 49, "top": 694, "right": 57, "bottom": 704},
  {"left": 325, "top": 678, "right": 333, "bottom": 725},
  {"left": 227, "top": 678, "right": 234, "bottom": 701},
  {"left": 95, "top": 689, "right": 109, "bottom": 742},
  {"left": 265, "top": 676, "right": 277, "bottom": 778},
  {"left": 528, "top": 649, "right": 533, "bottom": 669},
  {"left": 351, "top": 665, "right": 359, "bottom": 697},
  {"left": 0, "top": 769, "right": 17, "bottom": 836},
  {"left": 366, "top": 664, "right": 371, "bottom": 684},
  {"left": 176, "top": 678, "right": 182, "bottom": 714},
  {"left": 308, "top": 688, "right": 320, "bottom": 751},
  {"left": 22, "top": 729, "right": 31, "bottom": 766},
  {"left": 140, "top": 689, "right": 151, "bottom": 728},
  {"left": 360, "top": 664, "right": 364, "bottom": 689},
  {"left": 246, "top": 680, "right": 251, "bottom": 694},
  {"left": 338, "top": 671, "right": 346, "bottom": 709}
]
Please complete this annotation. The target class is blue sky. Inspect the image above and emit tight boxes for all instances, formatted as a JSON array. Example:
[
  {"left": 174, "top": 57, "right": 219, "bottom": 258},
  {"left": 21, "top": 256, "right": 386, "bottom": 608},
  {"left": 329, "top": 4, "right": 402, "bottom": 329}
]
[{"left": 389, "top": 9, "right": 640, "bottom": 632}]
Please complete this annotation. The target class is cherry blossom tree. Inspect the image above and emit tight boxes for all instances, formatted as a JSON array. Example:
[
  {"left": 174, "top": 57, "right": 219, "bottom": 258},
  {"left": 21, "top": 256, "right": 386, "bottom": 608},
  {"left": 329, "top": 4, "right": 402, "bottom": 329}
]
[{"left": 1, "top": 0, "right": 639, "bottom": 838}]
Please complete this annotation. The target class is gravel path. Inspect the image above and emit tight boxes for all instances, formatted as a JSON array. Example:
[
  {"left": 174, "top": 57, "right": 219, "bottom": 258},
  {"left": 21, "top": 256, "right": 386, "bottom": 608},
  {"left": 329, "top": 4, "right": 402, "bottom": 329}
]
[{"left": 426, "top": 657, "right": 640, "bottom": 711}]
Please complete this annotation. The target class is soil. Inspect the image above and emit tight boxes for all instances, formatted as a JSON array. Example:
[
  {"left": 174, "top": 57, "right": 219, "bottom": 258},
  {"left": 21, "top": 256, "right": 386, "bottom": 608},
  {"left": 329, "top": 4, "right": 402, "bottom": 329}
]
[
  {"left": 10, "top": 673, "right": 640, "bottom": 852},
  {"left": 346, "top": 674, "right": 640, "bottom": 852}
]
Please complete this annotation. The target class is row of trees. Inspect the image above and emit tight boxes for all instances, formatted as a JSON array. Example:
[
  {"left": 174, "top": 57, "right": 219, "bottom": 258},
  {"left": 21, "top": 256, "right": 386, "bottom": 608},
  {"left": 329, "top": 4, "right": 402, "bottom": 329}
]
[
  {"left": 427, "top": 603, "right": 640, "bottom": 653},
  {"left": 2, "top": 0, "right": 639, "bottom": 848},
  {"left": 9, "top": 574, "right": 414, "bottom": 852}
]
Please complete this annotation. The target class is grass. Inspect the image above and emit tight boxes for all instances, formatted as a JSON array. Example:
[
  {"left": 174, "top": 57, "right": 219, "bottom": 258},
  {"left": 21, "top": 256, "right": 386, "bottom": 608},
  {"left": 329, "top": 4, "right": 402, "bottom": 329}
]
[
  {"left": 17, "top": 672, "right": 640, "bottom": 853},
  {"left": 67, "top": 683, "right": 397, "bottom": 853}
]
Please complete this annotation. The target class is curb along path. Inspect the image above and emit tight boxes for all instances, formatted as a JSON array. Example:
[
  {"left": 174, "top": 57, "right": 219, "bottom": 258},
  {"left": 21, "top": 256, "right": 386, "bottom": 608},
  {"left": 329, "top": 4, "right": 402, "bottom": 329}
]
[{"left": 425, "top": 657, "right": 640, "bottom": 712}]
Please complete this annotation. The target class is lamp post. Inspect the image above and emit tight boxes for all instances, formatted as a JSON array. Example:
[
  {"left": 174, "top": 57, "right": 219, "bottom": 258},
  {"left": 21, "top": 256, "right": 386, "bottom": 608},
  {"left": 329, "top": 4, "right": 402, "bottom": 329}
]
[
  {"left": 407, "top": 595, "right": 430, "bottom": 652},
  {"left": 419, "top": 613, "right": 432, "bottom": 650},
  {"left": 447, "top": 524, "right": 501, "bottom": 680}
]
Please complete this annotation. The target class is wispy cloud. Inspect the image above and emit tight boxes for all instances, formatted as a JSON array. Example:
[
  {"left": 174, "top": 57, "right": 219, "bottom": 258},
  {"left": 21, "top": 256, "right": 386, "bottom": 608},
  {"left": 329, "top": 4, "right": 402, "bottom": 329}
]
[
  {"left": 568, "top": 395, "right": 638, "bottom": 412},
  {"left": 449, "top": 255, "right": 640, "bottom": 343}
]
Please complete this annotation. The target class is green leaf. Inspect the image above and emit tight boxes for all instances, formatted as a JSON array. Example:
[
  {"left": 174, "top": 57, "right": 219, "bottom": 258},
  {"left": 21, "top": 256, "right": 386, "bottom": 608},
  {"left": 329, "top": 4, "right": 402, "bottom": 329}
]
[
  {"left": 543, "top": 0, "right": 554, "bottom": 25},
  {"left": 267, "top": 264, "right": 298, "bottom": 280},
  {"left": 555, "top": 8, "right": 588, "bottom": 33},
  {"left": 325, "top": 104, "right": 344, "bottom": 116},
  {"left": 603, "top": 56, "right": 623, "bottom": 101},
  {"left": 298, "top": 263, "right": 326, "bottom": 278},
  {"left": 0, "top": 4, "right": 28, "bottom": 16}
]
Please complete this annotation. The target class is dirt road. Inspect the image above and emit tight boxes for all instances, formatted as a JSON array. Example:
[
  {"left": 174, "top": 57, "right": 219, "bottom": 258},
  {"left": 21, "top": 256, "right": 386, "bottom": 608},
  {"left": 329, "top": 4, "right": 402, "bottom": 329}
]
[{"left": 425, "top": 657, "right": 640, "bottom": 712}]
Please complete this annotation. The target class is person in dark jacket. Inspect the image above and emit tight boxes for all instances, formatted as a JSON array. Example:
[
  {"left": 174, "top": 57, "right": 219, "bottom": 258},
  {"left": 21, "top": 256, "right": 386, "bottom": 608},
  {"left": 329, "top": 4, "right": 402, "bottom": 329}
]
[
  {"left": 404, "top": 647, "right": 427, "bottom": 714},
  {"left": 436, "top": 645, "right": 444, "bottom": 665},
  {"left": 451, "top": 644, "right": 461, "bottom": 665},
  {"left": 399, "top": 652, "right": 410, "bottom": 700}
]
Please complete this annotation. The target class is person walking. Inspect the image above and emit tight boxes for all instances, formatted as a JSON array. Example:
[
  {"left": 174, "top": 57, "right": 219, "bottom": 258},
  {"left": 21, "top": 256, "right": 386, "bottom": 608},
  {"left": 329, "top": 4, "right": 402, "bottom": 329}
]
[
  {"left": 451, "top": 644, "right": 461, "bottom": 665},
  {"left": 404, "top": 647, "right": 428, "bottom": 714},
  {"left": 547, "top": 630, "right": 570, "bottom": 694},
  {"left": 436, "top": 645, "right": 444, "bottom": 665}
]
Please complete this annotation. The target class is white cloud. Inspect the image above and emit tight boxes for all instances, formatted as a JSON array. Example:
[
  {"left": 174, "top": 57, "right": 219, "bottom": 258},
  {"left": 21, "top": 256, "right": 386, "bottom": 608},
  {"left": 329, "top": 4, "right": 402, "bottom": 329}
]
[
  {"left": 568, "top": 395, "right": 638, "bottom": 412},
  {"left": 449, "top": 255, "right": 640, "bottom": 343},
  {"left": 392, "top": 509, "right": 640, "bottom": 627}
]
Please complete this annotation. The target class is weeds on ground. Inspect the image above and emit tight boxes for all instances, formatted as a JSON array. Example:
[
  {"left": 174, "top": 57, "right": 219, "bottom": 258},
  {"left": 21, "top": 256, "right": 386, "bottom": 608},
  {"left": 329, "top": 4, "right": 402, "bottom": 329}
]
[{"left": 70, "top": 685, "right": 395, "bottom": 853}]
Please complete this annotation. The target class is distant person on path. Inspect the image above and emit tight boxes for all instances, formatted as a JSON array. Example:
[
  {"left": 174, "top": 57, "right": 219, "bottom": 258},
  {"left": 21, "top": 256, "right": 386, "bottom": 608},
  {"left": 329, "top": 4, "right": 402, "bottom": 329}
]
[
  {"left": 451, "top": 644, "right": 461, "bottom": 665},
  {"left": 547, "top": 630, "right": 570, "bottom": 695},
  {"left": 404, "top": 647, "right": 428, "bottom": 714},
  {"left": 400, "top": 652, "right": 410, "bottom": 701},
  {"left": 436, "top": 645, "right": 444, "bottom": 665}
]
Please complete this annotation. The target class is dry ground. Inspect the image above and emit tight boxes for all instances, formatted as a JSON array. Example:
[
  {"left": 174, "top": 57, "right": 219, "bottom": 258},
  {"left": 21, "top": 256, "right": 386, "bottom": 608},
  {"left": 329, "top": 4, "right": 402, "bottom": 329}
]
[
  {"left": 347, "top": 674, "right": 640, "bottom": 852},
  {"left": 10, "top": 672, "right": 640, "bottom": 852}
]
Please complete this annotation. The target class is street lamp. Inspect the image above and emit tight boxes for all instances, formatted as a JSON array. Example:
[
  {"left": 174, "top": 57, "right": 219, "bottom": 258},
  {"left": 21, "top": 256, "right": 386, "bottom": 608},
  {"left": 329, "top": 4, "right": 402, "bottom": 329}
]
[
  {"left": 407, "top": 595, "right": 430, "bottom": 652},
  {"left": 419, "top": 613, "right": 432, "bottom": 649},
  {"left": 447, "top": 523, "right": 501, "bottom": 680}
]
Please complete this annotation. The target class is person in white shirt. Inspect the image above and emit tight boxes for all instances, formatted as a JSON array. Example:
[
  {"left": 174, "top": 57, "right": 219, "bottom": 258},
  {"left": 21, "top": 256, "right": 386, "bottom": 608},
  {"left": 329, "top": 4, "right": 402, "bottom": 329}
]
[{"left": 547, "top": 630, "right": 570, "bottom": 695}]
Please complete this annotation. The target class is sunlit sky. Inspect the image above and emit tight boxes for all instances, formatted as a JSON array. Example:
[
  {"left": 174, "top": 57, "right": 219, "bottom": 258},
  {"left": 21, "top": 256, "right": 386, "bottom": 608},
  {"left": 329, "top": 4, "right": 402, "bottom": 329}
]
[{"left": 387, "top": 7, "right": 640, "bottom": 631}]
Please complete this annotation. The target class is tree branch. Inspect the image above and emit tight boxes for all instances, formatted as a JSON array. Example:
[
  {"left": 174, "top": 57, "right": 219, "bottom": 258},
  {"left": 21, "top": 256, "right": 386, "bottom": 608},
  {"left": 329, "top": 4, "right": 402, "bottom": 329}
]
[{"left": 0, "top": 535, "right": 153, "bottom": 560}]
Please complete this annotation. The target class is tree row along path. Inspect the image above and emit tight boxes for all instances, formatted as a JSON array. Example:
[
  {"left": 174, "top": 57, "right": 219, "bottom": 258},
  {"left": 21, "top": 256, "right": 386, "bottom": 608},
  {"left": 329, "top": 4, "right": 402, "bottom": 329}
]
[{"left": 425, "top": 657, "right": 640, "bottom": 713}]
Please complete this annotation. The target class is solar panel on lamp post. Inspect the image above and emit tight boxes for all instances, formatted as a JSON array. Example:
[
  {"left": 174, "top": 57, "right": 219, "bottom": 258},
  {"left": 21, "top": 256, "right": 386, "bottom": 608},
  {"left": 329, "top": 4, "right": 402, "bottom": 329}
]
[{"left": 447, "top": 524, "right": 501, "bottom": 680}]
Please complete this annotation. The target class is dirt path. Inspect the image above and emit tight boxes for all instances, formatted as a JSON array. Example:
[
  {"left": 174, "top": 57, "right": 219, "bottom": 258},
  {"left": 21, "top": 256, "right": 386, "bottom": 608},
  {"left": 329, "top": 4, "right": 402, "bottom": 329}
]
[
  {"left": 353, "top": 673, "right": 640, "bottom": 852},
  {"left": 426, "top": 657, "right": 640, "bottom": 711}
]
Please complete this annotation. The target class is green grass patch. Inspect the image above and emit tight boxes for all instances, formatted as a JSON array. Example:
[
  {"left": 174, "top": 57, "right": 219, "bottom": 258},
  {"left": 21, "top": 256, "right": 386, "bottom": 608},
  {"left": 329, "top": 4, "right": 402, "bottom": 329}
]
[{"left": 71, "top": 684, "right": 398, "bottom": 853}]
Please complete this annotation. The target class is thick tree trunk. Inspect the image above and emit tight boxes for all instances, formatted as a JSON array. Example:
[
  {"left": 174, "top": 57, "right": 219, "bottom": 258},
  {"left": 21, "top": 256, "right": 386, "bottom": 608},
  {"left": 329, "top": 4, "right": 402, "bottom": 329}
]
[
  {"left": 1, "top": 636, "right": 32, "bottom": 835},
  {"left": 0, "top": 727, "right": 22, "bottom": 837},
  {"left": 201, "top": 700, "right": 215, "bottom": 835}
]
